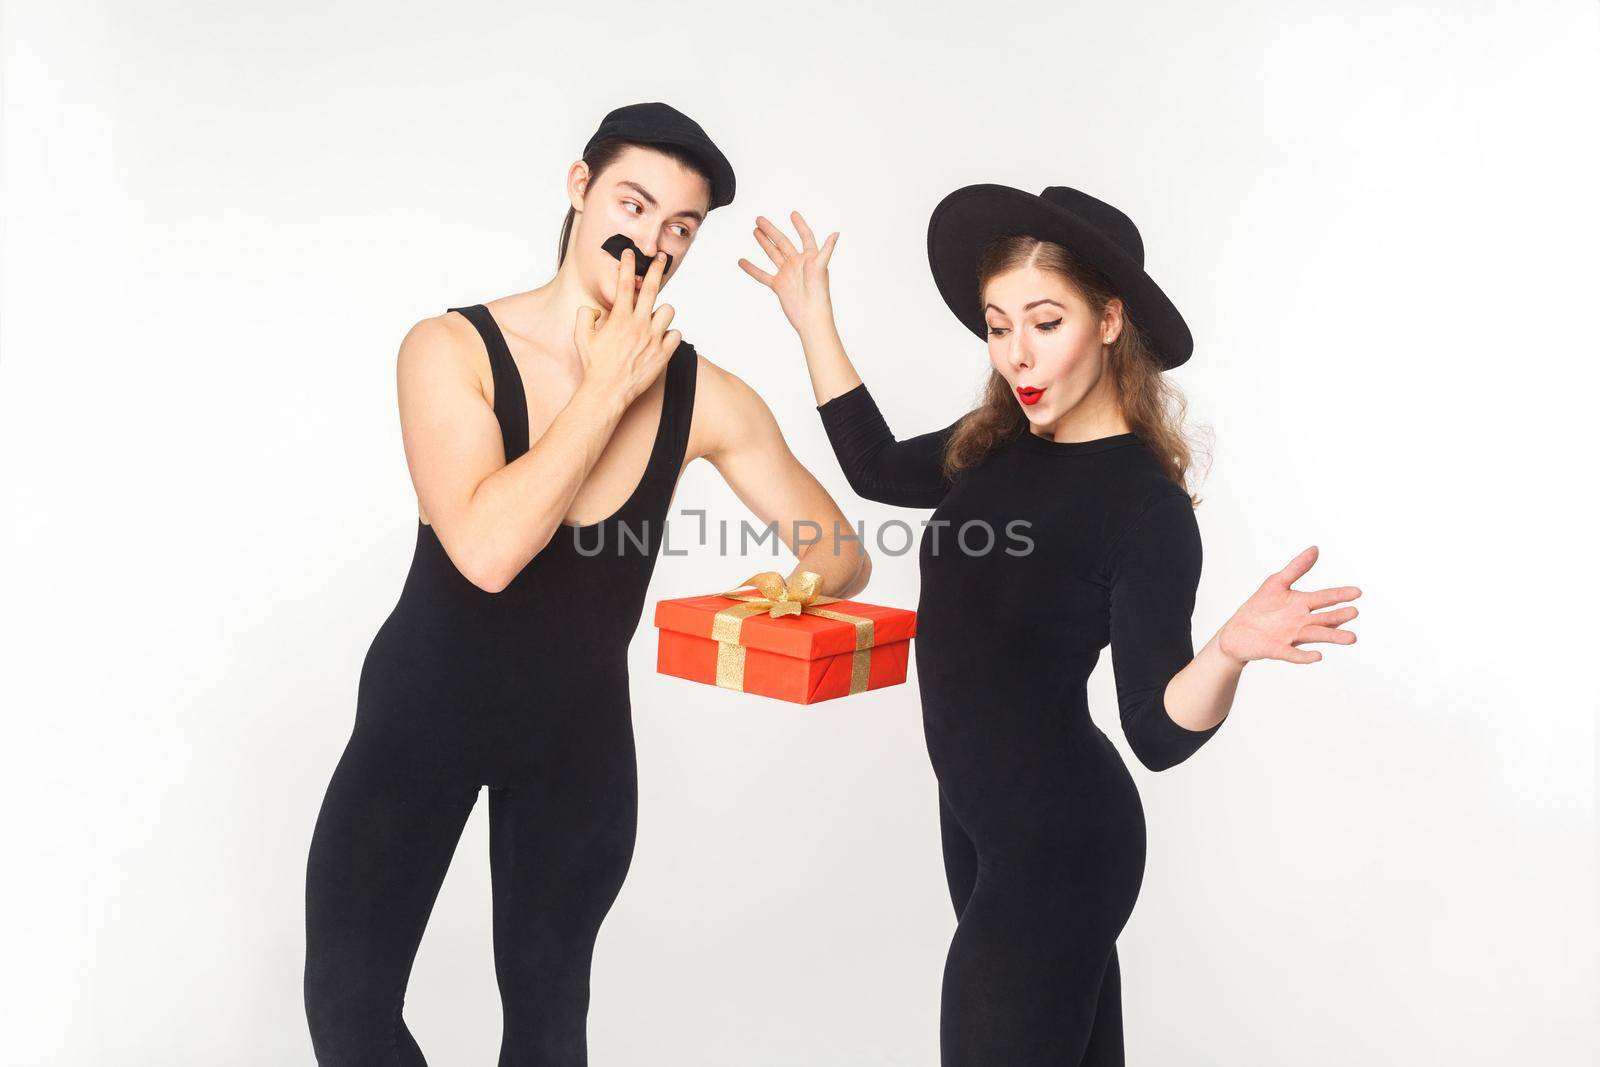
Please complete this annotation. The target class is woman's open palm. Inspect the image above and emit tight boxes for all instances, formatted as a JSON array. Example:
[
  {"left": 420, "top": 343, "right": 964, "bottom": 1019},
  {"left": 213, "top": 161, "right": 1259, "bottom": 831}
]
[
  {"left": 1219, "top": 546, "right": 1362, "bottom": 665},
  {"left": 738, "top": 210, "right": 839, "bottom": 331}
]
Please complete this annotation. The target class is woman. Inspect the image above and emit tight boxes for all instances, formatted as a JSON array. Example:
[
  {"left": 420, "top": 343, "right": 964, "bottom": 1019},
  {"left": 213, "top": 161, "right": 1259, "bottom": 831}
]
[
  {"left": 302, "top": 102, "right": 731, "bottom": 1063},
  {"left": 740, "top": 185, "right": 1362, "bottom": 1065}
]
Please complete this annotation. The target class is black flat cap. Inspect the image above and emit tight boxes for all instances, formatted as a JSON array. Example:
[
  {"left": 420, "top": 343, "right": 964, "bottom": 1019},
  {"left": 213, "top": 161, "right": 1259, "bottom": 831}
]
[{"left": 583, "top": 101, "right": 736, "bottom": 211}]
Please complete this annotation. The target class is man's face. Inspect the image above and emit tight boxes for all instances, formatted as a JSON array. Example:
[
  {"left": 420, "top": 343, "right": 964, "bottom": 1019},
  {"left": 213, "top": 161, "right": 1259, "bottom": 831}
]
[{"left": 567, "top": 144, "right": 711, "bottom": 309}]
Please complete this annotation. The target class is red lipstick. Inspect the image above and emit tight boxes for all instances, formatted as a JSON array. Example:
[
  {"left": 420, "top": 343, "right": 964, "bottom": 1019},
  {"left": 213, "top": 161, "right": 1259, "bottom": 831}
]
[{"left": 1016, "top": 385, "right": 1046, "bottom": 406}]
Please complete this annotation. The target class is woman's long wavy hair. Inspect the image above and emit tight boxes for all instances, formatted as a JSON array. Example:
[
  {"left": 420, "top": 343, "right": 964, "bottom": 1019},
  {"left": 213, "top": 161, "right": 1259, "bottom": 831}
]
[
  {"left": 941, "top": 235, "right": 1210, "bottom": 506},
  {"left": 555, "top": 138, "right": 713, "bottom": 268}
]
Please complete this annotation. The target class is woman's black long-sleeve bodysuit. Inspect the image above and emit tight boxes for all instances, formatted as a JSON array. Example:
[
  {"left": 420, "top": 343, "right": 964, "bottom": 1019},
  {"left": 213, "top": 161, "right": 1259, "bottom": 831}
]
[
  {"left": 817, "top": 383, "right": 1224, "bottom": 1066},
  {"left": 304, "top": 305, "right": 697, "bottom": 1065}
]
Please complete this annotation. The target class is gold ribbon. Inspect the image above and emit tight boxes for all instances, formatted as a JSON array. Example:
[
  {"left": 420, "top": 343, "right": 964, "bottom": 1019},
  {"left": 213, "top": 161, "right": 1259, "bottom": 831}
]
[{"left": 711, "top": 571, "right": 876, "bottom": 696}]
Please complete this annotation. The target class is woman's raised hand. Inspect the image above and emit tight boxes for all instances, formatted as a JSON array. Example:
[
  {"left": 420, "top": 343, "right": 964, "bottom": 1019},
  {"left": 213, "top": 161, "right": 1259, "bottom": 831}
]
[
  {"left": 574, "top": 247, "right": 681, "bottom": 410},
  {"left": 1218, "top": 546, "right": 1362, "bottom": 665},
  {"left": 738, "top": 211, "right": 839, "bottom": 333}
]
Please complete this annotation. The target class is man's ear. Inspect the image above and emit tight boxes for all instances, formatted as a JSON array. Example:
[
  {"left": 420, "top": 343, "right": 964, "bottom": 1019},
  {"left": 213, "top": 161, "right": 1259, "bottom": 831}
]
[{"left": 566, "top": 160, "right": 590, "bottom": 214}]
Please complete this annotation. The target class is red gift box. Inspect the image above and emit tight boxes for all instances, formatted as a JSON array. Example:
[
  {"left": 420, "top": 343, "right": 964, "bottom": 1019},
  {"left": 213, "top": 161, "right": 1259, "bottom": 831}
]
[{"left": 652, "top": 572, "right": 917, "bottom": 704}]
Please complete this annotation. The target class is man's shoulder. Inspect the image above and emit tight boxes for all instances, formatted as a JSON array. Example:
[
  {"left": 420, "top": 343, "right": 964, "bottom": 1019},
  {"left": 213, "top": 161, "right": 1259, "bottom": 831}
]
[
  {"left": 394, "top": 308, "right": 492, "bottom": 397},
  {"left": 688, "top": 351, "right": 782, "bottom": 460},
  {"left": 400, "top": 308, "right": 478, "bottom": 359},
  {"left": 692, "top": 349, "right": 744, "bottom": 398},
  {"left": 705, "top": 349, "right": 784, "bottom": 407}
]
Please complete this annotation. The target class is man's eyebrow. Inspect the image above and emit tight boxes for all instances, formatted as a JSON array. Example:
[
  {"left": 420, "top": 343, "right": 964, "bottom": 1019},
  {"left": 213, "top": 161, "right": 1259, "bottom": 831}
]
[
  {"left": 618, "top": 180, "right": 659, "bottom": 207},
  {"left": 985, "top": 298, "right": 1066, "bottom": 317},
  {"left": 618, "top": 180, "right": 705, "bottom": 225}
]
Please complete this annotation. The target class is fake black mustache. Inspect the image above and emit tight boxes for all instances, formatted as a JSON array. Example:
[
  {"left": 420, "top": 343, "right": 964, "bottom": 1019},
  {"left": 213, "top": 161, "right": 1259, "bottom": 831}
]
[{"left": 602, "top": 233, "right": 673, "bottom": 277}]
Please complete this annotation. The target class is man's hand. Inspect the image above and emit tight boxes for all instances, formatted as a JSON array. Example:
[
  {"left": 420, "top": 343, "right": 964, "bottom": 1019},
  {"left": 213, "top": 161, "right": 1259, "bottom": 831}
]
[{"left": 575, "top": 246, "right": 680, "bottom": 413}]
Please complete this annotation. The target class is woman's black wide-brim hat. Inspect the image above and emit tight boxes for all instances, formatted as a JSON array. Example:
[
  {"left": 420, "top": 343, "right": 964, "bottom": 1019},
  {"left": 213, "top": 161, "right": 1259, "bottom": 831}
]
[{"left": 926, "top": 183, "right": 1193, "bottom": 369}]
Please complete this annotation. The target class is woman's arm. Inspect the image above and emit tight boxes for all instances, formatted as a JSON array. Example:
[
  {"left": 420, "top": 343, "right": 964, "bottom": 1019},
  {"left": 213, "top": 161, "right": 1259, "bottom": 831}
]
[
  {"left": 1105, "top": 490, "right": 1227, "bottom": 772},
  {"left": 816, "top": 382, "right": 963, "bottom": 509},
  {"left": 1108, "top": 492, "right": 1363, "bottom": 772},
  {"left": 742, "top": 211, "right": 960, "bottom": 510}
]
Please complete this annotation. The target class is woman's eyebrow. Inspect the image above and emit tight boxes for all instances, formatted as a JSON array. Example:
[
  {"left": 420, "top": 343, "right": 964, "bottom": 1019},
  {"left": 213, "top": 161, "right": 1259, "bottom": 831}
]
[
  {"left": 617, "top": 179, "right": 705, "bottom": 225},
  {"left": 985, "top": 298, "right": 1066, "bottom": 317}
]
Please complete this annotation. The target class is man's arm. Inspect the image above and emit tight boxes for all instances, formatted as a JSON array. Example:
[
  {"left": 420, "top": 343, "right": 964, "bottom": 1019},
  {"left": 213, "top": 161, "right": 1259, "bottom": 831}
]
[
  {"left": 400, "top": 248, "right": 678, "bottom": 593},
  {"left": 696, "top": 356, "right": 871, "bottom": 599},
  {"left": 398, "top": 313, "right": 629, "bottom": 593}
]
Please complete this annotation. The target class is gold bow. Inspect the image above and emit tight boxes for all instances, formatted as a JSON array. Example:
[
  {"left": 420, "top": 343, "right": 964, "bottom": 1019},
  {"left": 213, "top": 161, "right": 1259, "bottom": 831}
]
[
  {"left": 717, "top": 570, "right": 838, "bottom": 618},
  {"left": 711, "top": 571, "right": 876, "bottom": 695}
]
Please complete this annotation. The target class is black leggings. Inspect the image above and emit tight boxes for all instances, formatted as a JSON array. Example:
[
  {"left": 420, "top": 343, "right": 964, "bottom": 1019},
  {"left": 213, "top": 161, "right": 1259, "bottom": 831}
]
[
  {"left": 303, "top": 725, "right": 636, "bottom": 1065},
  {"left": 938, "top": 784, "right": 1136, "bottom": 1066},
  {"left": 302, "top": 611, "right": 639, "bottom": 1066}
]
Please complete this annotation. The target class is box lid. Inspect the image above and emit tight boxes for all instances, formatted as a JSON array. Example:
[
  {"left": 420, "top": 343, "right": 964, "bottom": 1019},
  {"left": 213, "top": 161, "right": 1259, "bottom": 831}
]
[{"left": 653, "top": 593, "right": 916, "bottom": 660}]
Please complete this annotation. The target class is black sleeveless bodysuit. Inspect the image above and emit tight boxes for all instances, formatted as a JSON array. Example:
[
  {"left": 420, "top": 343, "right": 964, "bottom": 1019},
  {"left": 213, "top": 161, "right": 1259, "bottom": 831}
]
[{"left": 305, "top": 304, "right": 698, "bottom": 1065}]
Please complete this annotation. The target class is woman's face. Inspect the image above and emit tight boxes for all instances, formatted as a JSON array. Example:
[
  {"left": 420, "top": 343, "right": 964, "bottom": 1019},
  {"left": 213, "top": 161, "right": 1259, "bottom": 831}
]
[
  {"left": 982, "top": 264, "right": 1122, "bottom": 429},
  {"left": 567, "top": 145, "right": 712, "bottom": 309}
]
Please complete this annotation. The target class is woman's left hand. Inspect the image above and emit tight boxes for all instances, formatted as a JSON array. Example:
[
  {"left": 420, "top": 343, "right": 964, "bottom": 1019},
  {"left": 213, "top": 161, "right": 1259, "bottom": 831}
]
[{"left": 1218, "top": 546, "right": 1361, "bottom": 666}]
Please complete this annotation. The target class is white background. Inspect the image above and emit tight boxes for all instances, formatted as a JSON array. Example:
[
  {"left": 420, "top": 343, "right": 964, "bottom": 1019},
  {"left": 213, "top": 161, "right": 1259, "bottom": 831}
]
[{"left": 3, "top": 1, "right": 1596, "bottom": 1063}]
